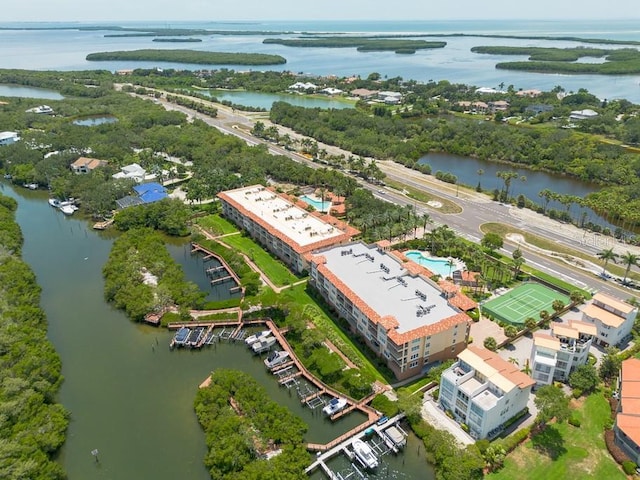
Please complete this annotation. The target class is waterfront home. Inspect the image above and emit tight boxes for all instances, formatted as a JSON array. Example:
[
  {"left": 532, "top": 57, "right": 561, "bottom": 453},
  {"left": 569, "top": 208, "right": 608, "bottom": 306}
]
[
  {"left": 350, "top": 88, "right": 378, "bottom": 99},
  {"left": 217, "top": 185, "right": 359, "bottom": 274},
  {"left": 306, "top": 241, "right": 470, "bottom": 380},
  {"left": 0, "top": 131, "right": 19, "bottom": 146},
  {"left": 112, "top": 163, "right": 148, "bottom": 183},
  {"left": 439, "top": 346, "right": 534, "bottom": 439},
  {"left": 489, "top": 100, "right": 510, "bottom": 113},
  {"left": 115, "top": 182, "right": 168, "bottom": 209},
  {"left": 70, "top": 156, "right": 108, "bottom": 174},
  {"left": 25, "top": 105, "right": 54, "bottom": 114},
  {"left": 581, "top": 293, "right": 637, "bottom": 347},
  {"left": 614, "top": 358, "right": 640, "bottom": 464},
  {"left": 569, "top": 109, "right": 598, "bottom": 121},
  {"left": 516, "top": 89, "right": 543, "bottom": 98},
  {"left": 530, "top": 320, "right": 596, "bottom": 386}
]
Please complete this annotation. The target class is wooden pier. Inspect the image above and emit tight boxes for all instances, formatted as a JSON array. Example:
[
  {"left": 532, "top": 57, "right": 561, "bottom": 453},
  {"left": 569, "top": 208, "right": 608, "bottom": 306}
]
[
  {"left": 190, "top": 243, "right": 244, "bottom": 295},
  {"left": 93, "top": 218, "right": 114, "bottom": 230}
]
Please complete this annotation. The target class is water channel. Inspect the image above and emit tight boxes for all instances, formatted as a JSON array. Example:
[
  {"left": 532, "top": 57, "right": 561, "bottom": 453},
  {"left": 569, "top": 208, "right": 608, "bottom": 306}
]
[
  {"left": 0, "top": 83, "right": 64, "bottom": 100},
  {"left": 1, "top": 183, "right": 433, "bottom": 479},
  {"left": 419, "top": 152, "right": 614, "bottom": 228},
  {"left": 197, "top": 89, "right": 355, "bottom": 111}
]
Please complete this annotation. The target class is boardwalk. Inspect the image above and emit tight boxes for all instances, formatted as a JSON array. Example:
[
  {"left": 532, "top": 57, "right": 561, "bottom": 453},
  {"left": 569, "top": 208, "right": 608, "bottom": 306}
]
[{"left": 190, "top": 242, "right": 244, "bottom": 293}]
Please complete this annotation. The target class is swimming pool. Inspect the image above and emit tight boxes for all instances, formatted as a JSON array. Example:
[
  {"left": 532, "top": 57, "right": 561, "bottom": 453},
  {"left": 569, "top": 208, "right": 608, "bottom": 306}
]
[
  {"left": 300, "top": 195, "right": 331, "bottom": 213},
  {"left": 404, "top": 251, "right": 461, "bottom": 278}
]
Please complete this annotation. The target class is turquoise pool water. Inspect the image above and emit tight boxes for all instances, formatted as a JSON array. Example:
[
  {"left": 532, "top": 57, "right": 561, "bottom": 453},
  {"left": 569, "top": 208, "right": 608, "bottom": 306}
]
[
  {"left": 404, "top": 251, "right": 459, "bottom": 277},
  {"left": 300, "top": 195, "right": 331, "bottom": 212}
]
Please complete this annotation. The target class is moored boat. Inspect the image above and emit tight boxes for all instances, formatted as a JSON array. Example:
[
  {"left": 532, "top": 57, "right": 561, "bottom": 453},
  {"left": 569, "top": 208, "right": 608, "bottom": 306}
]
[
  {"left": 48, "top": 198, "right": 61, "bottom": 208},
  {"left": 352, "top": 439, "right": 378, "bottom": 470},
  {"left": 252, "top": 335, "right": 276, "bottom": 354},
  {"left": 245, "top": 329, "right": 271, "bottom": 347},
  {"left": 60, "top": 204, "right": 75, "bottom": 215},
  {"left": 264, "top": 350, "right": 290, "bottom": 369},
  {"left": 322, "top": 397, "right": 348, "bottom": 416}
]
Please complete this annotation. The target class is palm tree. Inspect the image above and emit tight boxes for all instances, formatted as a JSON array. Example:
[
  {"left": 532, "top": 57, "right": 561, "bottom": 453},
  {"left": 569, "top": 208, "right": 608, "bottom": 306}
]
[
  {"left": 476, "top": 169, "right": 484, "bottom": 192},
  {"left": 597, "top": 248, "right": 618, "bottom": 276},
  {"left": 620, "top": 251, "right": 639, "bottom": 284},
  {"left": 508, "top": 357, "right": 519, "bottom": 366}
]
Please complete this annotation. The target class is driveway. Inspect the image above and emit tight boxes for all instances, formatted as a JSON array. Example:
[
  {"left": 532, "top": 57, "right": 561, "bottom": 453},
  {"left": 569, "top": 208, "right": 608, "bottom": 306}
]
[{"left": 470, "top": 317, "right": 507, "bottom": 347}]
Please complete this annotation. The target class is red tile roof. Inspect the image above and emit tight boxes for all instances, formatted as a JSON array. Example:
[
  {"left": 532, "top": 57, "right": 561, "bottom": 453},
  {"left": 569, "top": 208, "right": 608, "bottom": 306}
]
[
  {"left": 617, "top": 358, "right": 640, "bottom": 448},
  {"left": 217, "top": 186, "right": 360, "bottom": 256},
  {"left": 310, "top": 257, "right": 469, "bottom": 345}
]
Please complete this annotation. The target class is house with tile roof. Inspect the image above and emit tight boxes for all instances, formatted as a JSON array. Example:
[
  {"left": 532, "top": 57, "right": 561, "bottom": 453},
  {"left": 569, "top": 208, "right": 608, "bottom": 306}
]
[
  {"left": 439, "top": 346, "right": 535, "bottom": 439},
  {"left": 217, "top": 185, "right": 359, "bottom": 274},
  {"left": 70, "top": 156, "right": 108, "bottom": 174},
  {"left": 306, "top": 241, "right": 471, "bottom": 380},
  {"left": 530, "top": 320, "right": 596, "bottom": 386},
  {"left": 614, "top": 358, "right": 640, "bottom": 463},
  {"left": 581, "top": 293, "right": 637, "bottom": 347}
]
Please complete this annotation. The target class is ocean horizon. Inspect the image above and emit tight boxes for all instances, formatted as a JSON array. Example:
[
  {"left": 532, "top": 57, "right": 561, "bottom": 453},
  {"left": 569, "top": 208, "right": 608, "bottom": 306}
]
[{"left": 1, "top": 19, "right": 639, "bottom": 102}]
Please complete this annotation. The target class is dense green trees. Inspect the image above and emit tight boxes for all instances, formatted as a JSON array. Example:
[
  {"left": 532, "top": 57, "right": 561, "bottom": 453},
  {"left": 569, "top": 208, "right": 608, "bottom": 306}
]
[
  {"left": 0, "top": 194, "right": 68, "bottom": 479},
  {"left": 114, "top": 198, "right": 191, "bottom": 236},
  {"left": 194, "top": 369, "right": 309, "bottom": 479},
  {"left": 103, "top": 228, "right": 205, "bottom": 321},
  {"left": 87, "top": 49, "right": 287, "bottom": 65}
]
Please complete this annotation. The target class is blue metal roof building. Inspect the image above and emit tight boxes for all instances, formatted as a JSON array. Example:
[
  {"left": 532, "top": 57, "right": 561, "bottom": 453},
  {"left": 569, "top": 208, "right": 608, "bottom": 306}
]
[{"left": 132, "top": 182, "right": 168, "bottom": 204}]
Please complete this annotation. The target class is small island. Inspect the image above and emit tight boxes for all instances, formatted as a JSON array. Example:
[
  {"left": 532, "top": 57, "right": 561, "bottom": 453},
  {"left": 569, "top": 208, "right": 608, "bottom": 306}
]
[
  {"left": 472, "top": 45, "right": 640, "bottom": 74},
  {"left": 263, "top": 37, "right": 446, "bottom": 54},
  {"left": 152, "top": 37, "right": 202, "bottom": 43},
  {"left": 86, "top": 49, "right": 287, "bottom": 65}
]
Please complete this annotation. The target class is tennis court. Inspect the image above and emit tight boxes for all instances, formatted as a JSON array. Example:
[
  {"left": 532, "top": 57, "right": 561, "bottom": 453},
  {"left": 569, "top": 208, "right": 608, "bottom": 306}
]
[{"left": 481, "top": 283, "right": 570, "bottom": 325}]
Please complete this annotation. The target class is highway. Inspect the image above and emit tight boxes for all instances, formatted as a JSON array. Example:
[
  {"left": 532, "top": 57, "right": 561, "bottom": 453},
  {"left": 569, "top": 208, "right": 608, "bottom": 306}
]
[{"left": 152, "top": 92, "right": 639, "bottom": 299}]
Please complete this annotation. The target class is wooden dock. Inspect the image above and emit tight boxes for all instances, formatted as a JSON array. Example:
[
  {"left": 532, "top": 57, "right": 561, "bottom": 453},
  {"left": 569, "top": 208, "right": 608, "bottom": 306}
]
[
  {"left": 93, "top": 218, "right": 114, "bottom": 230},
  {"left": 191, "top": 243, "right": 243, "bottom": 294}
]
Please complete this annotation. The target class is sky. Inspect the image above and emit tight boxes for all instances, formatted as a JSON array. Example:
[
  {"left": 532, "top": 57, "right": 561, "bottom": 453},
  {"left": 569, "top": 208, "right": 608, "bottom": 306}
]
[{"left": 4, "top": 0, "right": 639, "bottom": 23}]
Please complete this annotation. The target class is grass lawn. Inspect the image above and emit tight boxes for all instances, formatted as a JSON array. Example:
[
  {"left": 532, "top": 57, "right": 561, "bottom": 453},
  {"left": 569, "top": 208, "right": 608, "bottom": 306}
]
[
  {"left": 219, "top": 234, "right": 299, "bottom": 287},
  {"left": 279, "top": 284, "right": 387, "bottom": 383},
  {"left": 195, "top": 214, "right": 238, "bottom": 236},
  {"left": 489, "top": 393, "right": 624, "bottom": 480},
  {"left": 385, "top": 179, "right": 462, "bottom": 214}
]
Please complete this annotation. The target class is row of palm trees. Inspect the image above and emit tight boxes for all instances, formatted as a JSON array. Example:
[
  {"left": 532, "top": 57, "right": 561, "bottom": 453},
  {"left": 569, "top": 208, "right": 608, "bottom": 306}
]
[{"left": 597, "top": 248, "right": 639, "bottom": 283}]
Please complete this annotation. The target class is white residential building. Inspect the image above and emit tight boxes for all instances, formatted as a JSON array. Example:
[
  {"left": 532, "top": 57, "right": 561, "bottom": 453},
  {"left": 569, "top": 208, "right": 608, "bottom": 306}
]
[
  {"left": 569, "top": 109, "right": 598, "bottom": 121},
  {"left": 308, "top": 241, "right": 472, "bottom": 380},
  {"left": 112, "top": 163, "right": 148, "bottom": 183},
  {"left": 530, "top": 320, "right": 596, "bottom": 386},
  {"left": 439, "top": 346, "right": 534, "bottom": 439},
  {"left": 581, "top": 293, "right": 637, "bottom": 347},
  {"left": 217, "top": 185, "right": 359, "bottom": 274},
  {"left": 0, "top": 131, "right": 19, "bottom": 146}
]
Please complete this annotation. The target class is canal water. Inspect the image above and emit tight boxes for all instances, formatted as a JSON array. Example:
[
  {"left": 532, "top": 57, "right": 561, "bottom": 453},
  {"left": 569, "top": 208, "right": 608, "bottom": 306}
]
[
  {"left": 197, "top": 89, "right": 355, "bottom": 111},
  {"left": 0, "top": 83, "right": 64, "bottom": 100},
  {"left": 419, "top": 152, "right": 614, "bottom": 227},
  {"left": 1, "top": 183, "right": 433, "bottom": 479}
]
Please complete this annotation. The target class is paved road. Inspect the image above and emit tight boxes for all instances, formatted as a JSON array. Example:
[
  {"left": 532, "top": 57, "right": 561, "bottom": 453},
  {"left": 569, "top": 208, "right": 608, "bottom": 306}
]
[{"left": 148, "top": 91, "right": 639, "bottom": 298}]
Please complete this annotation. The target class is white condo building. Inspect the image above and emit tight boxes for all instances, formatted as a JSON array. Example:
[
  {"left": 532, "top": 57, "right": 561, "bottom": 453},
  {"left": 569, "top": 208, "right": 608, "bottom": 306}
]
[
  {"left": 439, "top": 346, "right": 535, "bottom": 439},
  {"left": 581, "top": 293, "right": 637, "bottom": 347},
  {"left": 530, "top": 320, "right": 596, "bottom": 386},
  {"left": 218, "top": 185, "right": 359, "bottom": 274}
]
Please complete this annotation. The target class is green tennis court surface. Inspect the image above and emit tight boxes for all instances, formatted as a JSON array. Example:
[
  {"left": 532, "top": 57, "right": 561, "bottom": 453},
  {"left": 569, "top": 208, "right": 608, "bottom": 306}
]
[{"left": 481, "top": 283, "right": 570, "bottom": 325}]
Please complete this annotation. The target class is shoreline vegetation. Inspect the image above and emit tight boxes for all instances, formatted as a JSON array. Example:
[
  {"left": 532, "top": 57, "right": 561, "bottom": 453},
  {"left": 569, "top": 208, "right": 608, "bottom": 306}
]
[
  {"left": 86, "top": 49, "right": 287, "bottom": 65},
  {"left": 152, "top": 38, "right": 202, "bottom": 43},
  {"left": 0, "top": 194, "right": 68, "bottom": 479},
  {"left": 472, "top": 46, "right": 640, "bottom": 74},
  {"left": 263, "top": 37, "right": 446, "bottom": 54}
]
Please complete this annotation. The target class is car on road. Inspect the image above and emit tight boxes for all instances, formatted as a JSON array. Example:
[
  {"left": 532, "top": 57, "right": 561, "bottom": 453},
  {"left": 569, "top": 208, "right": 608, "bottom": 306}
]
[{"left": 377, "top": 189, "right": 386, "bottom": 194}]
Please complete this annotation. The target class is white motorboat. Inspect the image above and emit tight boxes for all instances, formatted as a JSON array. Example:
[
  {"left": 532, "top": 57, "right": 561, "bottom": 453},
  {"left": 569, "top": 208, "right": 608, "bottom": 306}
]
[
  {"left": 264, "top": 350, "right": 290, "bottom": 369},
  {"left": 245, "top": 330, "right": 272, "bottom": 346},
  {"left": 252, "top": 335, "right": 277, "bottom": 354},
  {"left": 48, "top": 198, "right": 61, "bottom": 208},
  {"left": 352, "top": 439, "right": 378, "bottom": 470},
  {"left": 322, "top": 397, "right": 348, "bottom": 416},
  {"left": 60, "top": 204, "right": 75, "bottom": 215}
]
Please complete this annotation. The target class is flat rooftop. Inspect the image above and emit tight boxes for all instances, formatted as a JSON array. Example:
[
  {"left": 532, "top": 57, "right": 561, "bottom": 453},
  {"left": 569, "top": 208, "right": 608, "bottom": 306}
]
[
  {"left": 311, "top": 242, "right": 461, "bottom": 335},
  {"left": 219, "top": 185, "right": 352, "bottom": 251}
]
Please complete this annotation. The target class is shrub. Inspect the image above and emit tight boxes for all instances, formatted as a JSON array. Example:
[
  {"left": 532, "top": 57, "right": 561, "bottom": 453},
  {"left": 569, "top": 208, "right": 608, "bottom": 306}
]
[
  {"left": 431, "top": 389, "right": 440, "bottom": 401},
  {"left": 572, "top": 388, "right": 583, "bottom": 399},
  {"left": 605, "top": 429, "right": 630, "bottom": 464},
  {"left": 461, "top": 423, "right": 470, "bottom": 433},
  {"left": 622, "top": 460, "right": 637, "bottom": 475},
  {"left": 568, "top": 414, "right": 581, "bottom": 428},
  {"left": 475, "top": 439, "right": 490, "bottom": 454},
  {"left": 484, "top": 336, "right": 498, "bottom": 351},
  {"left": 497, "top": 426, "right": 531, "bottom": 454}
]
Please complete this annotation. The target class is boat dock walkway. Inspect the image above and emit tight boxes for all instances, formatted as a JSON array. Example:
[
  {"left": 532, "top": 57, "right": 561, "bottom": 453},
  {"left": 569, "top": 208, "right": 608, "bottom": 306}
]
[
  {"left": 305, "top": 413, "right": 406, "bottom": 477},
  {"left": 190, "top": 242, "right": 244, "bottom": 294}
]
